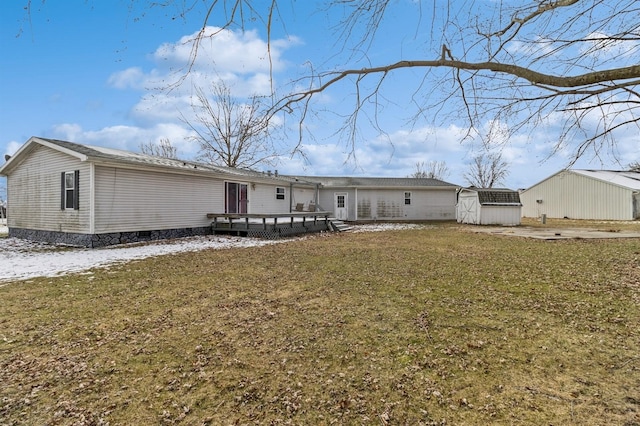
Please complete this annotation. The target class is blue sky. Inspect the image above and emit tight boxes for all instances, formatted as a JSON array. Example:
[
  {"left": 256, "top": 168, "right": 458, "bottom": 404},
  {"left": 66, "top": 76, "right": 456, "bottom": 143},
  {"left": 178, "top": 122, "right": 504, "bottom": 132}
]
[{"left": 1, "top": 0, "right": 638, "bottom": 200}]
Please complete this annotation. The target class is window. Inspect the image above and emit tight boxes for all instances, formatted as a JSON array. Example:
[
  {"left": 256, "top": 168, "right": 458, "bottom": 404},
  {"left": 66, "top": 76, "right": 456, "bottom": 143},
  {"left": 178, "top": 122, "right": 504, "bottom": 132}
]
[
  {"left": 404, "top": 191, "right": 411, "bottom": 205},
  {"left": 276, "top": 187, "right": 285, "bottom": 200},
  {"left": 61, "top": 170, "right": 79, "bottom": 210}
]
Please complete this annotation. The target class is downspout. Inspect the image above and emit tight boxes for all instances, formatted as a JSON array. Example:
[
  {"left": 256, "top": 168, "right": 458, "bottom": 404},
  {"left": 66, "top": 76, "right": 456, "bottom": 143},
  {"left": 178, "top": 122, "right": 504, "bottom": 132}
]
[
  {"left": 289, "top": 182, "right": 292, "bottom": 213},
  {"left": 354, "top": 187, "right": 358, "bottom": 221},
  {"left": 289, "top": 182, "right": 293, "bottom": 213}
]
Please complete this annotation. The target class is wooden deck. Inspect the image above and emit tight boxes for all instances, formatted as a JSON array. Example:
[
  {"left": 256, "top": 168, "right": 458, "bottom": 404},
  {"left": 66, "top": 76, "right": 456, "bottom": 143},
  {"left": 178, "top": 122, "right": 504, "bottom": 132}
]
[{"left": 206, "top": 212, "right": 333, "bottom": 239}]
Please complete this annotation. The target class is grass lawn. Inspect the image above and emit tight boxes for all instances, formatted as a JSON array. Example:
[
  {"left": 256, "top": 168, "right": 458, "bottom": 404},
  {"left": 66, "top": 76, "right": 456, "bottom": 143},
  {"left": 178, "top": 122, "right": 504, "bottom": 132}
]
[{"left": 1, "top": 225, "right": 639, "bottom": 425}]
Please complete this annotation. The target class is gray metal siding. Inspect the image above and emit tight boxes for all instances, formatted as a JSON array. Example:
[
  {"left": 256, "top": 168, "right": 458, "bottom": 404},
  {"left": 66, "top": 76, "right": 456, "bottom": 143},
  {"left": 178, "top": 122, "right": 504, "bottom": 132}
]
[
  {"left": 94, "top": 166, "right": 222, "bottom": 233},
  {"left": 7, "top": 145, "right": 90, "bottom": 233},
  {"left": 521, "top": 171, "right": 634, "bottom": 220}
]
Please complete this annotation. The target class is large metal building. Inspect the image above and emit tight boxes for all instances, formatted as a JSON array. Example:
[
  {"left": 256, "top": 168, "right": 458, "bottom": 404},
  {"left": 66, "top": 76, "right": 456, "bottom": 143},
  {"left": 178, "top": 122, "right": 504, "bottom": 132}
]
[{"left": 520, "top": 169, "right": 640, "bottom": 221}]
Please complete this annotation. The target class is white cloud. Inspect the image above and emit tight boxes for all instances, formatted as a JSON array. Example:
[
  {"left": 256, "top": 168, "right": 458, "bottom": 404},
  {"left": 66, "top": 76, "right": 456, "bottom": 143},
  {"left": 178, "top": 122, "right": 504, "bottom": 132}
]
[
  {"left": 581, "top": 31, "right": 640, "bottom": 60},
  {"left": 102, "top": 26, "right": 301, "bottom": 143},
  {"left": 108, "top": 67, "right": 146, "bottom": 90},
  {"left": 272, "top": 124, "right": 473, "bottom": 180},
  {"left": 4, "top": 141, "right": 23, "bottom": 158},
  {"left": 108, "top": 27, "right": 299, "bottom": 98},
  {"left": 130, "top": 93, "right": 193, "bottom": 124},
  {"left": 153, "top": 28, "right": 295, "bottom": 74},
  {"left": 506, "top": 37, "right": 555, "bottom": 60},
  {"left": 51, "top": 123, "right": 197, "bottom": 158}
]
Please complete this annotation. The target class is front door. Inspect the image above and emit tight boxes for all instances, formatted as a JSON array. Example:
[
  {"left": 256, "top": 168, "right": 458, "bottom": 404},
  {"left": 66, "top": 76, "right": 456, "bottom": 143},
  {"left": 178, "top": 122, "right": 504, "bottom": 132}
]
[
  {"left": 225, "top": 182, "right": 248, "bottom": 214},
  {"left": 334, "top": 192, "right": 348, "bottom": 220}
]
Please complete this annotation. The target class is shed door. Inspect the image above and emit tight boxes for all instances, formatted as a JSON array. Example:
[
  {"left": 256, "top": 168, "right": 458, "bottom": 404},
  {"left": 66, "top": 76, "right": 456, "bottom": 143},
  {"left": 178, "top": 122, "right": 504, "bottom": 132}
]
[
  {"left": 334, "top": 192, "right": 348, "bottom": 221},
  {"left": 458, "top": 196, "right": 478, "bottom": 224}
]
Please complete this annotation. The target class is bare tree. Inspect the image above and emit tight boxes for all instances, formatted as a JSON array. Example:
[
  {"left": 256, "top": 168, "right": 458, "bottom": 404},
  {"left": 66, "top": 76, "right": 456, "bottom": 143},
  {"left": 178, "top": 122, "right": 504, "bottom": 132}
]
[
  {"left": 18, "top": 1, "right": 640, "bottom": 163},
  {"left": 139, "top": 138, "right": 178, "bottom": 159},
  {"left": 176, "top": 0, "right": 640, "bottom": 163},
  {"left": 464, "top": 153, "right": 510, "bottom": 188},
  {"left": 182, "top": 82, "right": 278, "bottom": 168},
  {"left": 409, "top": 161, "right": 450, "bottom": 180}
]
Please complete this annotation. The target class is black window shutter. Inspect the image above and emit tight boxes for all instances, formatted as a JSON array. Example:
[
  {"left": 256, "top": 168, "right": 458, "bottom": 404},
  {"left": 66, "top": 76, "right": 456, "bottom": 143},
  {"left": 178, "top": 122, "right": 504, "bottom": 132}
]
[
  {"left": 74, "top": 170, "right": 80, "bottom": 210},
  {"left": 61, "top": 172, "right": 66, "bottom": 210}
]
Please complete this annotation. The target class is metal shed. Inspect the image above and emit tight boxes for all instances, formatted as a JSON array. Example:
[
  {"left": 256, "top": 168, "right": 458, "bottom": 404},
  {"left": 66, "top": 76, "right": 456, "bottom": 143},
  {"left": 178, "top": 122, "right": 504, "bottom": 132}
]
[{"left": 457, "top": 188, "right": 522, "bottom": 226}]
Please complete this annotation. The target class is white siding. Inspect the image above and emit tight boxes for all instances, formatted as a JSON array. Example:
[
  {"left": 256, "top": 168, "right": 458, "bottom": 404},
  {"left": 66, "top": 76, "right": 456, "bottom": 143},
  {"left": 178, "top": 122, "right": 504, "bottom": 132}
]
[
  {"left": 94, "top": 166, "right": 222, "bottom": 233},
  {"left": 457, "top": 190, "right": 521, "bottom": 225},
  {"left": 318, "top": 189, "right": 357, "bottom": 220},
  {"left": 478, "top": 206, "right": 521, "bottom": 226},
  {"left": 356, "top": 188, "right": 455, "bottom": 221},
  {"left": 316, "top": 187, "right": 455, "bottom": 221},
  {"left": 248, "top": 182, "right": 292, "bottom": 213},
  {"left": 7, "top": 145, "right": 90, "bottom": 233},
  {"left": 520, "top": 171, "right": 634, "bottom": 220},
  {"left": 291, "top": 187, "right": 317, "bottom": 210}
]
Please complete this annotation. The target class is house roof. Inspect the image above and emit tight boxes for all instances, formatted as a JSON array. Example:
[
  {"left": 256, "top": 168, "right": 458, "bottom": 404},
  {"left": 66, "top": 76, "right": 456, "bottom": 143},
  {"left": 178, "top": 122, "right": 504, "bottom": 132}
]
[
  {"left": 460, "top": 187, "right": 522, "bottom": 205},
  {"left": 571, "top": 169, "right": 640, "bottom": 191},
  {"left": 1, "top": 138, "right": 461, "bottom": 189},
  {"left": 301, "top": 176, "right": 459, "bottom": 188},
  {"left": 0, "top": 137, "right": 316, "bottom": 186}
]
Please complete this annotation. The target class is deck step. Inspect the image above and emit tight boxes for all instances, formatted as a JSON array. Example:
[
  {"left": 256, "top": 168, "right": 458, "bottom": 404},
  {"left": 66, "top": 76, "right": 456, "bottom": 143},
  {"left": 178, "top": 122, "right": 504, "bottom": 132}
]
[{"left": 329, "top": 218, "right": 353, "bottom": 232}]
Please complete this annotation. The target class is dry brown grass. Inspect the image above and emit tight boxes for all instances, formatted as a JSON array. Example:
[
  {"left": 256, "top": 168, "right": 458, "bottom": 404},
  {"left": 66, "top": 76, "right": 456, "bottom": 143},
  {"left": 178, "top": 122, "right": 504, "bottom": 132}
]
[
  {"left": 521, "top": 216, "right": 640, "bottom": 231},
  {"left": 1, "top": 226, "right": 639, "bottom": 425}
]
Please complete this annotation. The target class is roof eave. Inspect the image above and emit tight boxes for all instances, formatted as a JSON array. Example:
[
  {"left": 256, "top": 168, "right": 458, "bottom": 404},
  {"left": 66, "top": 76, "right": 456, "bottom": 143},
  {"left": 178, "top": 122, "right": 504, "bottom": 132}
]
[{"left": 0, "top": 136, "right": 91, "bottom": 176}]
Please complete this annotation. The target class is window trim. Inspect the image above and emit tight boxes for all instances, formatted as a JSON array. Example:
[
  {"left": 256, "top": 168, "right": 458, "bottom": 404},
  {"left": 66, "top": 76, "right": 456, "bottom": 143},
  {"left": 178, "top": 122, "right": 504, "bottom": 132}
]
[
  {"left": 61, "top": 170, "right": 80, "bottom": 210},
  {"left": 275, "top": 187, "right": 286, "bottom": 200},
  {"left": 404, "top": 191, "right": 411, "bottom": 205}
]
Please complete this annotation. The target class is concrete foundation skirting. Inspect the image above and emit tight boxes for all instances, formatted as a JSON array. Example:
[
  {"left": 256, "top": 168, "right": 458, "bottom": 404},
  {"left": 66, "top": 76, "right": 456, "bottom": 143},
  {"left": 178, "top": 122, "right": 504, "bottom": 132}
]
[{"left": 8, "top": 226, "right": 212, "bottom": 248}]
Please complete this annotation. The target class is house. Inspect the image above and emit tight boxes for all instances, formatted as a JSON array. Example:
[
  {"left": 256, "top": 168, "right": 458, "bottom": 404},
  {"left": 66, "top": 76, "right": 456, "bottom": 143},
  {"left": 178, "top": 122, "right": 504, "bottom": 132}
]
[
  {"left": 308, "top": 176, "right": 458, "bottom": 222},
  {"left": 520, "top": 169, "right": 640, "bottom": 220},
  {"left": 0, "top": 137, "right": 321, "bottom": 247},
  {"left": 456, "top": 187, "right": 522, "bottom": 226},
  {"left": 0, "top": 137, "right": 461, "bottom": 247}
]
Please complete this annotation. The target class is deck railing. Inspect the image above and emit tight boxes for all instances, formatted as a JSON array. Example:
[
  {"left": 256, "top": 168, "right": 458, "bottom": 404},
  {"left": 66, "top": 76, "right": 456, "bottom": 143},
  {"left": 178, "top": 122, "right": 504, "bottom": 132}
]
[{"left": 206, "top": 212, "right": 333, "bottom": 238}]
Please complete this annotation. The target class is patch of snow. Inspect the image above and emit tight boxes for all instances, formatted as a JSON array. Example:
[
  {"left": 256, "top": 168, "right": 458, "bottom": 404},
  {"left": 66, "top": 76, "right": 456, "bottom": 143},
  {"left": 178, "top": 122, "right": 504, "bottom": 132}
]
[
  {"left": 351, "top": 223, "right": 427, "bottom": 233},
  {"left": 0, "top": 223, "right": 425, "bottom": 284},
  {"left": 0, "top": 235, "right": 283, "bottom": 284}
]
